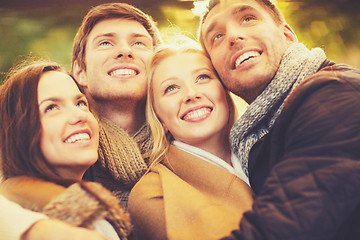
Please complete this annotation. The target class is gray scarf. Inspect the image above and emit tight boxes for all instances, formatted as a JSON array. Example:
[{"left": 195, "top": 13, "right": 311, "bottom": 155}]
[{"left": 230, "top": 43, "right": 326, "bottom": 177}]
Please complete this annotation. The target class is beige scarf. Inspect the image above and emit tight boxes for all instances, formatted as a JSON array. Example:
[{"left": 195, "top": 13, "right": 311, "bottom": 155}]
[{"left": 84, "top": 116, "right": 153, "bottom": 192}]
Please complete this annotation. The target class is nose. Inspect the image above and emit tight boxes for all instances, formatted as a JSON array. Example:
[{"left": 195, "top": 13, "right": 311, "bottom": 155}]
[
  {"left": 68, "top": 107, "right": 87, "bottom": 125},
  {"left": 184, "top": 85, "right": 201, "bottom": 103},
  {"left": 115, "top": 42, "right": 133, "bottom": 59},
  {"left": 227, "top": 22, "right": 245, "bottom": 47}
]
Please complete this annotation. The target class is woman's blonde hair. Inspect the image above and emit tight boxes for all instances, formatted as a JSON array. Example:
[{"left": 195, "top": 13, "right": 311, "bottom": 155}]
[{"left": 146, "top": 46, "right": 238, "bottom": 168}]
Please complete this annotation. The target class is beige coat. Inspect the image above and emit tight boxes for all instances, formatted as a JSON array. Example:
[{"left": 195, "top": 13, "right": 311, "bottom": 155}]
[{"left": 128, "top": 145, "right": 254, "bottom": 240}]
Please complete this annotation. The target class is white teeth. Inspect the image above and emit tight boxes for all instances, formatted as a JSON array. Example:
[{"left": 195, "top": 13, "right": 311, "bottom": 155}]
[
  {"left": 183, "top": 108, "right": 211, "bottom": 121},
  {"left": 65, "top": 133, "right": 90, "bottom": 143},
  {"left": 110, "top": 68, "right": 136, "bottom": 76},
  {"left": 235, "top": 51, "right": 260, "bottom": 68}
]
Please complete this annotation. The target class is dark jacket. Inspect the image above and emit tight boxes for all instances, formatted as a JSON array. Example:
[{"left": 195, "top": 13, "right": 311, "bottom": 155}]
[{"left": 225, "top": 63, "right": 360, "bottom": 240}]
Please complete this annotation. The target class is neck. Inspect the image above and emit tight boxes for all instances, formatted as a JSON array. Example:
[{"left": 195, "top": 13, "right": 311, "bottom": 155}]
[
  {"left": 57, "top": 168, "right": 85, "bottom": 183},
  {"left": 187, "top": 133, "right": 232, "bottom": 165},
  {"left": 90, "top": 97, "right": 146, "bottom": 135}
]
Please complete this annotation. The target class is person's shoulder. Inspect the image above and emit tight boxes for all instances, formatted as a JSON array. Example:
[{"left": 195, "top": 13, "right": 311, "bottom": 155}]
[
  {"left": 128, "top": 166, "right": 164, "bottom": 220},
  {"left": 320, "top": 63, "right": 360, "bottom": 88},
  {"left": 286, "top": 62, "right": 360, "bottom": 108},
  {"left": 306, "top": 62, "right": 360, "bottom": 90},
  {"left": 129, "top": 166, "right": 163, "bottom": 201}
]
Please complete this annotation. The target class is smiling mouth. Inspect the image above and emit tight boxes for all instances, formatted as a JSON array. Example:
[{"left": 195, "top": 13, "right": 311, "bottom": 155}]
[
  {"left": 182, "top": 107, "right": 212, "bottom": 121},
  {"left": 65, "top": 133, "right": 91, "bottom": 144},
  {"left": 109, "top": 68, "right": 137, "bottom": 77},
  {"left": 234, "top": 51, "right": 261, "bottom": 69}
]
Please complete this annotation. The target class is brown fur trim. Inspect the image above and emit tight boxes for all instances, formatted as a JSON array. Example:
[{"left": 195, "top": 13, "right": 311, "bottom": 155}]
[{"left": 43, "top": 181, "right": 132, "bottom": 239}]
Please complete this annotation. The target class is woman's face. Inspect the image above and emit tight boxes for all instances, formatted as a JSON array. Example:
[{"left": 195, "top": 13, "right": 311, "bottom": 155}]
[
  {"left": 37, "top": 71, "right": 99, "bottom": 180},
  {"left": 152, "top": 52, "right": 230, "bottom": 147}
]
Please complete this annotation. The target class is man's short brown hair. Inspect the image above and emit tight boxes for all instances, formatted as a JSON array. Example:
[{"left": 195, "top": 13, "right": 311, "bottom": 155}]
[{"left": 72, "top": 2, "right": 162, "bottom": 72}]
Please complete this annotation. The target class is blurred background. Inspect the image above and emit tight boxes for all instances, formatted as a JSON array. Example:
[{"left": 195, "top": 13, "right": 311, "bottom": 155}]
[{"left": 1, "top": 0, "right": 359, "bottom": 84}]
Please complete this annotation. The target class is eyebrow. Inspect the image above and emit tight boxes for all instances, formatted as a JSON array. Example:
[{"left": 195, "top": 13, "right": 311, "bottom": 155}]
[
  {"left": 159, "top": 67, "right": 212, "bottom": 86},
  {"left": 204, "top": 5, "right": 255, "bottom": 40},
  {"left": 192, "top": 67, "right": 212, "bottom": 75},
  {"left": 92, "top": 32, "right": 151, "bottom": 43},
  {"left": 91, "top": 32, "right": 116, "bottom": 44},
  {"left": 38, "top": 97, "right": 60, "bottom": 107},
  {"left": 159, "top": 77, "right": 178, "bottom": 87},
  {"left": 38, "top": 94, "right": 85, "bottom": 107},
  {"left": 132, "top": 33, "right": 152, "bottom": 39}
]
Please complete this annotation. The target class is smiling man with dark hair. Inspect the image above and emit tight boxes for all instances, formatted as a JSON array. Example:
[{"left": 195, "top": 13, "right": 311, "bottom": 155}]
[{"left": 199, "top": 0, "right": 360, "bottom": 239}]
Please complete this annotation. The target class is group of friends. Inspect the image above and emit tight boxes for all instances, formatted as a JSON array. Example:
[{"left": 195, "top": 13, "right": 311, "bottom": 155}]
[{"left": 0, "top": 0, "right": 359, "bottom": 240}]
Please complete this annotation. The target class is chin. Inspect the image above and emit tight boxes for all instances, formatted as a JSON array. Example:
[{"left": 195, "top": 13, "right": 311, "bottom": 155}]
[{"left": 76, "top": 155, "right": 98, "bottom": 167}]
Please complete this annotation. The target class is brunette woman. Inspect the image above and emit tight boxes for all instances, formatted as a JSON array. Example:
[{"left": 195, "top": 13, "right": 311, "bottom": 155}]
[{"left": 0, "top": 61, "right": 131, "bottom": 240}]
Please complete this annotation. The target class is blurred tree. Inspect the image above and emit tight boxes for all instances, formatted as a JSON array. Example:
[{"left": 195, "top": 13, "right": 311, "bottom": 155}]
[
  {"left": 0, "top": 0, "right": 359, "bottom": 83},
  {"left": 278, "top": 0, "right": 360, "bottom": 67}
]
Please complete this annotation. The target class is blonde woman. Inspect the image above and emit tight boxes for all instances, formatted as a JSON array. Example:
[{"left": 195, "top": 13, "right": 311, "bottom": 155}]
[{"left": 128, "top": 46, "right": 254, "bottom": 240}]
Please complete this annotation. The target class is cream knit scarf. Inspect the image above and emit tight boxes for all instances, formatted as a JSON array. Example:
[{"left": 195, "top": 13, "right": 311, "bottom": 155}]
[{"left": 230, "top": 43, "right": 326, "bottom": 177}]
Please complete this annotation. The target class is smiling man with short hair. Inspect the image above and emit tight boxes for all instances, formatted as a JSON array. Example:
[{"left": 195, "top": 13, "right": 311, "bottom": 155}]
[{"left": 199, "top": 0, "right": 360, "bottom": 239}]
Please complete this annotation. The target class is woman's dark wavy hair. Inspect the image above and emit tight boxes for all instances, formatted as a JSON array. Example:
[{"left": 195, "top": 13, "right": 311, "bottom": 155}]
[{"left": 0, "top": 60, "right": 66, "bottom": 182}]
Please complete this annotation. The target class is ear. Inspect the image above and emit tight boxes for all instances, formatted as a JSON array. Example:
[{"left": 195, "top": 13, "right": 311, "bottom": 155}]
[
  {"left": 283, "top": 23, "right": 298, "bottom": 43},
  {"left": 72, "top": 62, "right": 88, "bottom": 87}
]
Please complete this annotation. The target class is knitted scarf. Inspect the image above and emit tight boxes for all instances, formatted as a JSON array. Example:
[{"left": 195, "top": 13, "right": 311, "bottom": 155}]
[
  {"left": 85, "top": 116, "right": 153, "bottom": 192},
  {"left": 230, "top": 43, "right": 326, "bottom": 177}
]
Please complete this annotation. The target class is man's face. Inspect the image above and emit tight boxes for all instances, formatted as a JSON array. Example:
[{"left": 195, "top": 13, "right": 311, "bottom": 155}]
[
  {"left": 79, "top": 18, "right": 154, "bottom": 103},
  {"left": 201, "top": 0, "right": 296, "bottom": 103}
]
